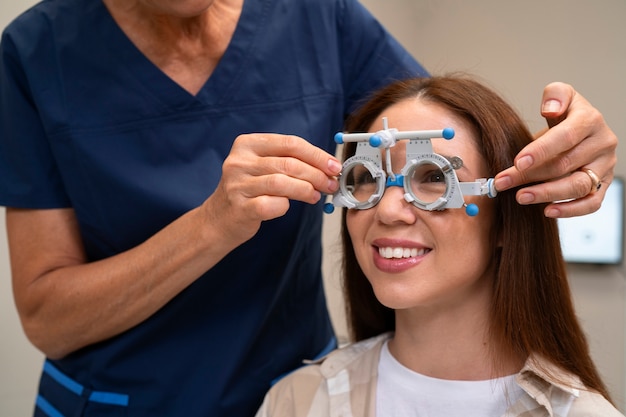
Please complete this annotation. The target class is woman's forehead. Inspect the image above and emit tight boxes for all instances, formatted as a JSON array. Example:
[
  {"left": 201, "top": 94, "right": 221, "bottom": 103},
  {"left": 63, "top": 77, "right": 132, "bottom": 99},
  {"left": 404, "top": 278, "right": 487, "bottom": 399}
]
[
  {"left": 369, "top": 101, "right": 486, "bottom": 174},
  {"left": 368, "top": 99, "right": 458, "bottom": 131}
]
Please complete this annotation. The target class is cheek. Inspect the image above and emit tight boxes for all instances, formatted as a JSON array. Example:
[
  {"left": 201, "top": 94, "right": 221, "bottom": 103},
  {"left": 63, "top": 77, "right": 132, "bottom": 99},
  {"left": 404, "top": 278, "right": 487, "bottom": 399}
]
[
  {"left": 345, "top": 211, "right": 357, "bottom": 239},
  {"left": 436, "top": 202, "right": 496, "bottom": 252},
  {"left": 346, "top": 210, "right": 367, "bottom": 238},
  {"left": 451, "top": 210, "right": 497, "bottom": 266},
  {"left": 345, "top": 212, "right": 359, "bottom": 250},
  {"left": 346, "top": 210, "right": 372, "bottom": 259}
]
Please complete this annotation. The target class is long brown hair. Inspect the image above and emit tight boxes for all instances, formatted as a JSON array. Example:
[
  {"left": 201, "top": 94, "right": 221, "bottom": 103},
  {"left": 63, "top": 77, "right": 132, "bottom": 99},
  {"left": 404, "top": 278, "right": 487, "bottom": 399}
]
[{"left": 340, "top": 75, "right": 612, "bottom": 401}]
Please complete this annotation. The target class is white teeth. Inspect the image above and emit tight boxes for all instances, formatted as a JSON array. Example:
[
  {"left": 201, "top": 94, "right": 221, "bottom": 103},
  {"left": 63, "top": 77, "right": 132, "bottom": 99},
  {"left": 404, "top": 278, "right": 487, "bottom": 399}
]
[{"left": 378, "top": 247, "right": 428, "bottom": 259}]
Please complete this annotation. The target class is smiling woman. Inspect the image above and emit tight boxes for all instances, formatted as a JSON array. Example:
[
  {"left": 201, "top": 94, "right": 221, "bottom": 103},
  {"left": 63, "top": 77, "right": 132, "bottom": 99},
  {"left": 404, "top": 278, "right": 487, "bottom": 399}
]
[
  {"left": 346, "top": 99, "right": 497, "bottom": 312},
  {"left": 255, "top": 75, "right": 624, "bottom": 417}
]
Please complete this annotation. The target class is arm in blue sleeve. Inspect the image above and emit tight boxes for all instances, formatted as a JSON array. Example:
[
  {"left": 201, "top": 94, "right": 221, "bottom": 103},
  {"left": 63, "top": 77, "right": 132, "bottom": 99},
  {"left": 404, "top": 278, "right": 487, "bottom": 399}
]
[{"left": 0, "top": 29, "right": 70, "bottom": 208}]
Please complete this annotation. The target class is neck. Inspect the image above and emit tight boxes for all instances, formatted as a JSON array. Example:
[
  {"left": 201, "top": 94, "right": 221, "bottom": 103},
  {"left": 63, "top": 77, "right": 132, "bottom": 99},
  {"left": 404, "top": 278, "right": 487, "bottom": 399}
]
[
  {"left": 389, "top": 294, "right": 524, "bottom": 380},
  {"left": 102, "top": 0, "right": 244, "bottom": 95},
  {"left": 103, "top": 0, "right": 242, "bottom": 42}
]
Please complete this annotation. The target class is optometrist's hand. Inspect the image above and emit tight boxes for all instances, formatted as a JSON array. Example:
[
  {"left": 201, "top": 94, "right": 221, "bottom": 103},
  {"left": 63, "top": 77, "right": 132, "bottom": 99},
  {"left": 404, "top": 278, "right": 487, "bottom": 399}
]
[
  {"left": 494, "top": 82, "right": 617, "bottom": 218},
  {"left": 203, "top": 133, "right": 341, "bottom": 245}
]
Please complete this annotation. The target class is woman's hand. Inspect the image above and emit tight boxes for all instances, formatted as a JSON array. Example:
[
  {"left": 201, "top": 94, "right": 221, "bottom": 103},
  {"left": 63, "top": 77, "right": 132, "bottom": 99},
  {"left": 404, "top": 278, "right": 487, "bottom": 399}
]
[
  {"left": 202, "top": 133, "right": 341, "bottom": 245},
  {"left": 494, "top": 82, "right": 617, "bottom": 218}
]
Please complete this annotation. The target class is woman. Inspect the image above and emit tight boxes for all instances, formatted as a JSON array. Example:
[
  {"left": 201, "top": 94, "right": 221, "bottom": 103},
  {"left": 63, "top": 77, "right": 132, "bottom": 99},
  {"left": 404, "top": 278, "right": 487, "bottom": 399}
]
[{"left": 256, "top": 76, "right": 623, "bottom": 416}]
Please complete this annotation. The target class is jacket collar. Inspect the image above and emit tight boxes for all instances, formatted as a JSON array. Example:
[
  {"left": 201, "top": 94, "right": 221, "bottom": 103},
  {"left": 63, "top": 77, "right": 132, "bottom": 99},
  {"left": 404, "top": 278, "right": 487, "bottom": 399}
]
[{"left": 314, "top": 333, "right": 582, "bottom": 417}]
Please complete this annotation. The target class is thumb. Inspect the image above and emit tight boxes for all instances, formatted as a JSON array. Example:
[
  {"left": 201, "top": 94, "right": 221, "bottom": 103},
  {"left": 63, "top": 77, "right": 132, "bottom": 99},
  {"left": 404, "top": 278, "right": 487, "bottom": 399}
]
[{"left": 541, "top": 82, "right": 575, "bottom": 128}]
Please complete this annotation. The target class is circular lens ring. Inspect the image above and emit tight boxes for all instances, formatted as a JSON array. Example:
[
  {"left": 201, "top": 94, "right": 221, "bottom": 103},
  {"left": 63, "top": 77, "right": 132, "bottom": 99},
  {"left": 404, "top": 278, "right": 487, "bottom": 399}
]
[
  {"left": 401, "top": 154, "right": 457, "bottom": 211},
  {"left": 339, "top": 157, "right": 386, "bottom": 210}
]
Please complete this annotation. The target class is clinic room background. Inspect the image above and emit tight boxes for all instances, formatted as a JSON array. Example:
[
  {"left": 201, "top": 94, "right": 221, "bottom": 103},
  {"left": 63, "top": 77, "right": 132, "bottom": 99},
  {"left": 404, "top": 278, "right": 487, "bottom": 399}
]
[{"left": 1, "top": 0, "right": 625, "bottom": 415}]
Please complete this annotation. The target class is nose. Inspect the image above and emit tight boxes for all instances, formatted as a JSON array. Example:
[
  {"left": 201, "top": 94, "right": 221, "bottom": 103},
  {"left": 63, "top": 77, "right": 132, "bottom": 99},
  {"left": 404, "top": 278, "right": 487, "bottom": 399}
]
[{"left": 373, "top": 182, "right": 418, "bottom": 225}]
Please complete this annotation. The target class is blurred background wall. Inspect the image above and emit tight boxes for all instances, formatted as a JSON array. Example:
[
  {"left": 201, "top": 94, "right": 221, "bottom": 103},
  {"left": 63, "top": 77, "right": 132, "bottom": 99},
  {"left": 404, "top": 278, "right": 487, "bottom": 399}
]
[
  {"left": 1, "top": 0, "right": 625, "bottom": 415},
  {"left": 1, "top": 2, "right": 46, "bottom": 415}
]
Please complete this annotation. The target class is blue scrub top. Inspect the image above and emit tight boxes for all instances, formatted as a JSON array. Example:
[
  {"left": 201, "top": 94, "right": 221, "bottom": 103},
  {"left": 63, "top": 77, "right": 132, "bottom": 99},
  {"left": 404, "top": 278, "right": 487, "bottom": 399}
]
[{"left": 0, "top": 0, "right": 427, "bottom": 415}]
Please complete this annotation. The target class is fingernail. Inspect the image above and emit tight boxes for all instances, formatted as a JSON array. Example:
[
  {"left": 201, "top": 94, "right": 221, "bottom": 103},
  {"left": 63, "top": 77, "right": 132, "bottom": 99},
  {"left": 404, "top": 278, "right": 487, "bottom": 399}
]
[
  {"left": 545, "top": 208, "right": 560, "bottom": 218},
  {"left": 494, "top": 176, "right": 512, "bottom": 191},
  {"left": 518, "top": 192, "right": 535, "bottom": 205},
  {"left": 328, "top": 159, "right": 342, "bottom": 174},
  {"left": 328, "top": 178, "right": 339, "bottom": 192},
  {"left": 516, "top": 155, "right": 534, "bottom": 171},
  {"left": 542, "top": 99, "right": 561, "bottom": 114}
]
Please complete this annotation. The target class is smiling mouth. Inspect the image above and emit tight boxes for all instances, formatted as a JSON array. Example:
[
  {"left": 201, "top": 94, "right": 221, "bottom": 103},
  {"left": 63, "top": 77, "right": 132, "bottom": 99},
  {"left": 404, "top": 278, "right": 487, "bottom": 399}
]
[{"left": 378, "top": 247, "right": 431, "bottom": 259}]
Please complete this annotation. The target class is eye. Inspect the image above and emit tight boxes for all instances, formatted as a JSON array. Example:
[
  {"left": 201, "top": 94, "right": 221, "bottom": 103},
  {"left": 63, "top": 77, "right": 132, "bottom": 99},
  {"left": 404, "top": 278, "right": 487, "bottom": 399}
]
[
  {"left": 353, "top": 170, "right": 377, "bottom": 185},
  {"left": 422, "top": 169, "right": 445, "bottom": 183},
  {"left": 346, "top": 164, "right": 376, "bottom": 187},
  {"left": 409, "top": 163, "right": 447, "bottom": 204},
  {"left": 344, "top": 164, "right": 378, "bottom": 202}
]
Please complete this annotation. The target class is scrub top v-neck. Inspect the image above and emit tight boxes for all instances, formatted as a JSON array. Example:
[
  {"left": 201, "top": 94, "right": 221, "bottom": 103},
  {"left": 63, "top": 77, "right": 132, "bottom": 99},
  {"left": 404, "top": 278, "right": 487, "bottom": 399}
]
[{"left": 100, "top": 0, "right": 262, "bottom": 106}]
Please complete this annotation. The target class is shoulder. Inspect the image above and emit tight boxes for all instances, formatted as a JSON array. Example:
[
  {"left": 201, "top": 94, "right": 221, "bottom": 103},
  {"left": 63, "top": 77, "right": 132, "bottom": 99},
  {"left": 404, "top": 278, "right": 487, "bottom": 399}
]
[
  {"left": 256, "top": 334, "right": 390, "bottom": 417},
  {"left": 4, "top": 0, "right": 74, "bottom": 33},
  {"left": 267, "top": 0, "right": 381, "bottom": 30},
  {"left": 568, "top": 390, "right": 624, "bottom": 417},
  {"left": 2, "top": 0, "right": 111, "bottom": 94},
  {"left": 277, "top": 333, "right": 388, "bottom": 391},
  {"left": 2, "top": 0, "right": 98, "bottom": 48},
  {"left": 517, "top": 354, "right": 624, "bottom": 417}
]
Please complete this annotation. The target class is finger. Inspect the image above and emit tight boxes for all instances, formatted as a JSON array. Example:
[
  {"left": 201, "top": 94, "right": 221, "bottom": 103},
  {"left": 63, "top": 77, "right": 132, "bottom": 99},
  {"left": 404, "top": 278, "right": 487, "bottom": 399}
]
[
  {"left": 513, "top": 116, "right": 588, "bottom": 177},
  {"left": 251, "top": 156, "right": 340, "bottom": 195},
  {"left": 205, "top": 192, "right": 292, "bottom": 246},
  {"left": 537, "top": 83, "right": 582, "bottom": 160},
  {"left": 225, "top": 134, "right": 341, "bottom": 197},
  {"left": 243, "top": 195, "right": 292, "bottom": 222},
  {"left": 225, "top": 172, "right": 325, "bottom": 209},
  {"left": 514, "top": 170, "right": 603, "bottom": 205},
  {"left": 241, "top": 134, "right": 342, "bottom": 176},
  {"left": 257, "top": 173, "right": 324, "bottom": 205},
  {"left": 513, "top": 83, "right": 592, "bottom": 177},
  {"left": 495, "top": 93, "right": 612, "bottom": 191},
  {"left": 225, "top": 152, "right": 339, "bottom": 196},
  {"left": 540, "top": 82, "right": 575, "bottom": 127},
  {"left": 493, "top": 82, "right": 618, "bottom": 218},
  {"left": 543, "top": 192, "right": 604, "bottom": 218},
  {"left": 211, "top": 173, "right": 322, "bottom": 241},
  {"left": 494, "top": 133, "right": 612, "bottom": 192}
]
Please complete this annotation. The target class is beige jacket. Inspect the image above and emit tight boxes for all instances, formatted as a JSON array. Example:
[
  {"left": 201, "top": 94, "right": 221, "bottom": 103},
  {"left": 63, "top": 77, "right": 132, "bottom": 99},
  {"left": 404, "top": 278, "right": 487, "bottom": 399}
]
[{"left": 256, "top": 333, "right": 623, "bottom": 417}]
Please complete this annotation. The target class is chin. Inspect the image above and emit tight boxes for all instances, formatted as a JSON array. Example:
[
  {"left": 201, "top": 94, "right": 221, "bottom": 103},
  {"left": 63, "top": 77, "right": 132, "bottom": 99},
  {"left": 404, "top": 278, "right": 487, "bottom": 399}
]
[{"left": 373, "top": 289, "right": 420, "bottom": 310}]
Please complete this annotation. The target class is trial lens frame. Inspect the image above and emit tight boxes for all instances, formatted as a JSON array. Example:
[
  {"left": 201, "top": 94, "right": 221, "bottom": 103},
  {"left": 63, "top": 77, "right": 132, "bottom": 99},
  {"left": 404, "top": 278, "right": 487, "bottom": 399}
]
[{"left": 323, "top": 118, "right": 497, "bottom": 216}]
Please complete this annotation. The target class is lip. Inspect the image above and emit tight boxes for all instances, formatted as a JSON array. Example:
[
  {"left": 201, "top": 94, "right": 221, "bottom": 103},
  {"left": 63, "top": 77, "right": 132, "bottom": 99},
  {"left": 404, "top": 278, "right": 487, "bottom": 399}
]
[{"left": 371, "top": 238, "right": 431, "bottom": 273}]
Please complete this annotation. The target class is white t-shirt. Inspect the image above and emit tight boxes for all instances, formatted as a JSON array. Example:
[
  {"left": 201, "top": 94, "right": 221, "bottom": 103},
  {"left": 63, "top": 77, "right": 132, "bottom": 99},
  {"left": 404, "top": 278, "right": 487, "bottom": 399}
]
[{"left": 376, "top": 341, "right": 526, "bottom": 417}]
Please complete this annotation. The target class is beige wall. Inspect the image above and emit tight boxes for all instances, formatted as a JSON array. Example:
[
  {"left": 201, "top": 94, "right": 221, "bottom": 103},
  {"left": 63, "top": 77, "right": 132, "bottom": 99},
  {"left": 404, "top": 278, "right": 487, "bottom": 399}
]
[
  {"left": 1, "top": 3, "right": 44, "bottom": 417},
  {"left": 1, "top": 0, "right": 625, "bottom": 415}
]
